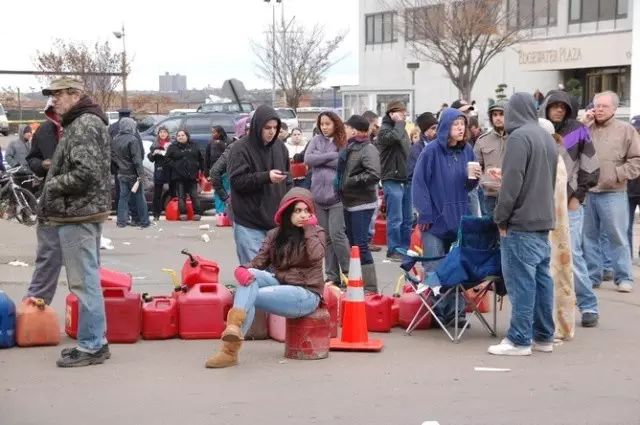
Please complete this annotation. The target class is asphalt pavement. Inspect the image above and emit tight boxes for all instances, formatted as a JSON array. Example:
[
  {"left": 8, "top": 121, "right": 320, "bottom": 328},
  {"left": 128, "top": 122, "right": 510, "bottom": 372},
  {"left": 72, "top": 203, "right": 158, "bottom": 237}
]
[{"left": 0, "top": 218, "right": 639, "bottom": 425}]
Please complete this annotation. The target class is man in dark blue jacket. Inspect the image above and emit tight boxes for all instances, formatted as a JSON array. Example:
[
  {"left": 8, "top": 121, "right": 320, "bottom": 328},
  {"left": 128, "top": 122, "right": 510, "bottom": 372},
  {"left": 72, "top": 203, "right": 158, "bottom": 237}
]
[{"left": 489, "top": 92, "right": 557, "bottom": 356}]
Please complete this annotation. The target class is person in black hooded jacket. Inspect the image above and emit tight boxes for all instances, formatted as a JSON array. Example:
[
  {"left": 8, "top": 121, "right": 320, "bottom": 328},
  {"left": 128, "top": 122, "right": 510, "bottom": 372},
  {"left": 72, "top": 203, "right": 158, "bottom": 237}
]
[
  {"left": 166, "top": 129, "right": 204, "bottom": 221},
  {"left": 228, "top": 104, "right": 291, "bottom": 263}
]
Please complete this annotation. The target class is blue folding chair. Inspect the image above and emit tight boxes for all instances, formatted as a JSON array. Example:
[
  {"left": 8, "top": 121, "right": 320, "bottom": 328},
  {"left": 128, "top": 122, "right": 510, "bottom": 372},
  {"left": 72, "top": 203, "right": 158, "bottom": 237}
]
[{"left": 398, "top": 216, "right": 504, "bottom": 343}]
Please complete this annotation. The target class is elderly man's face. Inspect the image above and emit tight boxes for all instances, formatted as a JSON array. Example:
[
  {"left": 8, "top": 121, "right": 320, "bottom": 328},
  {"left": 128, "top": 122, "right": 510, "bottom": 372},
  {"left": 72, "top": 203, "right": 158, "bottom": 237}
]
[
  {"left": 594, "top": 94, "right": 616, "bottom": 123},
  {"left": 51, "top": 90, "right": 81, "bottom": 116}
]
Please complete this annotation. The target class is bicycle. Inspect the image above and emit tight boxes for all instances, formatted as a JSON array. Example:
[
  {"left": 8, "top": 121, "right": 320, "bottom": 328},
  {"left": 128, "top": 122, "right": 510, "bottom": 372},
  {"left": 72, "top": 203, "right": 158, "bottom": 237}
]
[{"left": 0, "top": 166, "right": 38, "bottom": 226}]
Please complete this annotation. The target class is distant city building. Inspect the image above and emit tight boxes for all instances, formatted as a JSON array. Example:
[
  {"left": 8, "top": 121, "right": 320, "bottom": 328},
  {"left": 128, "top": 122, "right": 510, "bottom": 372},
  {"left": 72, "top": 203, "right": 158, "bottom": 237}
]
[{"left": 159, "top": 72, "right": 187, "bottom": 92}]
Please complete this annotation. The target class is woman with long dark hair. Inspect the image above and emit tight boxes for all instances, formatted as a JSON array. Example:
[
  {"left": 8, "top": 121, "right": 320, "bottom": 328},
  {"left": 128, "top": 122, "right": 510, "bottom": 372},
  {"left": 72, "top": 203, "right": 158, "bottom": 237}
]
[
  {"left": 147, "top": 126, "right": 172, "bottom": 220},
  {"left": 205, "top": 187, "right": 325, "bottom": 368},
  {"left": 166, "top": 129, "right": 204, "bottom": 221},
  {"left": 304, "top": 111, "right": 351, "bottom": 287}
]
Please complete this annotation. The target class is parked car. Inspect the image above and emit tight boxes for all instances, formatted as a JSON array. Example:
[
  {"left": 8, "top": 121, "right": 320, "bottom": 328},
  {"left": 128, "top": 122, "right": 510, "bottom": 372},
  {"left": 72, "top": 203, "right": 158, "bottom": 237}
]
[
  {"left": 106, "top": 111, "right": 119, "bottom": 125},
  {"left": 275, "top": 108, "right": 299, "bottom": 130},
  {"left": 197, "top": 102, "right": 254, "bottom": 113},
  {"left": 110, "top": 139, "right": 214, "bottom": 215},
  {"left": 140, "top": 113, "right": 237, "bottom": 154},
  {"left": 136, "top": 114, "right": 167, "bottom": 133},
  {"left": 0, "top": 103, "right": 9, "bottom": 136}
]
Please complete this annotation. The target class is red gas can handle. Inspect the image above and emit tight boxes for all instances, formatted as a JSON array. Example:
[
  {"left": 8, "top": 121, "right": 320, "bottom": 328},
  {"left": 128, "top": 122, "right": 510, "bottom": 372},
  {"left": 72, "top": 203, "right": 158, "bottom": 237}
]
[
  {"left": 154, "top": 298, "right": 172, "bottom": 307},
  {"left": 103, "top": 288, "right": 126, "bottom": 298},
  {"left": 198, "top": 284, "right": 219, "bottom": 293}
]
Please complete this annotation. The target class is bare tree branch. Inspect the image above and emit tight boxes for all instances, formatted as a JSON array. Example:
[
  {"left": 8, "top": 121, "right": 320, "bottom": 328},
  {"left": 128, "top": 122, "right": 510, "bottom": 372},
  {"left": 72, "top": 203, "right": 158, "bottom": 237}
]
[
  {"left": 33, "top": 39, "right": 130, "bottom": 111},
  {"left": 391, "top": 0, "right": 531, "bottom": 100},
  {"left": 252, "top": 16, "right": 347, "bottom": 108}
]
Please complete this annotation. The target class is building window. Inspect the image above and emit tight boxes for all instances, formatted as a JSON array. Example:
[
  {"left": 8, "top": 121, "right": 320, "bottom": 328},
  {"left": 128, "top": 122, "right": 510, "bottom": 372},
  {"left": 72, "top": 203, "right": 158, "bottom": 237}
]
[
  {"left": 365, "top": 11, "right": 397, "bottom": 45},
  {"left": 508, "top": 0, "right": 558, "bottom": 29},
  {"left": 405, "top": 5, "right": 445, "bottom": 40},
  {"left": 569, "top": 0, "right": 628, "bottom": 23}
]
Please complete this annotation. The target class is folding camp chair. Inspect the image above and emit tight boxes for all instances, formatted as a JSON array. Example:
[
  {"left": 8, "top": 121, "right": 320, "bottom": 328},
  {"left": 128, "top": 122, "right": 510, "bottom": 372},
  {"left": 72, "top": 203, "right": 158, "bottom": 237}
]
[{"left": 397, "top": 216, "right": 504, "bottom": 343}]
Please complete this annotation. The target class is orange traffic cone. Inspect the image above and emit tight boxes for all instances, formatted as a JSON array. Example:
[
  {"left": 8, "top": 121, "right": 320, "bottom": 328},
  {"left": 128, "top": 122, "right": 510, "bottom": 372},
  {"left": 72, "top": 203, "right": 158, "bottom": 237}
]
[{"left": 330, "top": 246, "right": 384, "bottom": 352}]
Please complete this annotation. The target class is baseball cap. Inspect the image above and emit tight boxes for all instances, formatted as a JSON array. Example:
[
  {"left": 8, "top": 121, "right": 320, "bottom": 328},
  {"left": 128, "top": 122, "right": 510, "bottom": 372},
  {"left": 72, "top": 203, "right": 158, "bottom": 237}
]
[
  {"left": 42, "top": 77, "right": 84, "bottom": 96},
  {"left": 631, "top": 115, "right": 640, "bottom": 130},
  {"left": 451, "top": 99, "right": 474, "bottom": 112}
]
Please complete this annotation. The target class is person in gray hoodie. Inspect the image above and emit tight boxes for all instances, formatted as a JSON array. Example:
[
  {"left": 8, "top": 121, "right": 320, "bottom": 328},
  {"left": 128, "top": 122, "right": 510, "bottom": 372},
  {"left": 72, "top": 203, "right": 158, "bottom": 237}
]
[
  {"left": 111, "top": 117, "right": 150, "bottom": 228},
  {"left": 489, "top": 92, "right": 558, "bottom": 356},
  {"left": 6, "top": 124, "right": 33, "bottom": 168}
]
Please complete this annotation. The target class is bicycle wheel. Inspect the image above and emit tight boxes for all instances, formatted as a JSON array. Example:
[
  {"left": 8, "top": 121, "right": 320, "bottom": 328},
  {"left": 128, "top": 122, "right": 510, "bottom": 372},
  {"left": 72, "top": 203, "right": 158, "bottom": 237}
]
[{"left": 14, "top": 187, "right": 38, "bottom": 226}]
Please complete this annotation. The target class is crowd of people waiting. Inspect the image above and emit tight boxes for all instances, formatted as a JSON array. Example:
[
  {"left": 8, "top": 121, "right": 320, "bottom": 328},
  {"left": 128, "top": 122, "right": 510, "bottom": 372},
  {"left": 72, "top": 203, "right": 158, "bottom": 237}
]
[{"left": 10, "top": 75, "right": 640, "bottom": 368}]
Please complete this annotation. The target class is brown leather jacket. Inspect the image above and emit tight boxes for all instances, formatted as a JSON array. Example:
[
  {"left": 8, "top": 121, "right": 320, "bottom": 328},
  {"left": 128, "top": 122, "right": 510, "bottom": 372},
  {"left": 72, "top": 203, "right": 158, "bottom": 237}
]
[{"left": 245, "top": 225, "right": 326, "bottom": 297}]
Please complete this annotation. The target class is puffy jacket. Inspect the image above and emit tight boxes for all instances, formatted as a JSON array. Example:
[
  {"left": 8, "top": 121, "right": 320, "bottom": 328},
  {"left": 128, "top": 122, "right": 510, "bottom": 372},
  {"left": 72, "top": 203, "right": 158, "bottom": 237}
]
[
  {"left": 412, "top": 108, "right": 476, "bottom": 241},
  {"left": 377, "top": 115, "right": 411, "bottom": 181},
  {"left": 166, "top": 140, "right": 204, "bottom": 181},
  {"left": 40, "top": 95, "right": 111, "bottom": 224},
  {"left": 304, "top": 134, "right": 341, "bottom": 206},
  {"left": 337, "top": 136, "right": 381, "bottom": 209},
  {"left": 6, "top": 125, "right": 32, "bottom": 168},
  {"left": 245, "top": 187, "right": 326, "bottom": 297},
  {"left": 147, "top": 137, "right": 172, "bottom": 183}
]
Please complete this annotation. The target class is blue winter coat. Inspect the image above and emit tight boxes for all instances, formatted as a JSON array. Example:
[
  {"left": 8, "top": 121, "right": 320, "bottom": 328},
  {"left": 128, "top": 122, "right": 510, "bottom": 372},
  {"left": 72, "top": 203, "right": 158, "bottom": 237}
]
[{"left": 412, "top": 108, "right": 476, "bottom": 241}]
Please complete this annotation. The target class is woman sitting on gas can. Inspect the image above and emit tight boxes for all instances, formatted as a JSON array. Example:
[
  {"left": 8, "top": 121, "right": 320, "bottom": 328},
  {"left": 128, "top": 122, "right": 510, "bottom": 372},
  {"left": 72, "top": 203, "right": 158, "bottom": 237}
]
[{"left": 205, "top": 187, "right": 326, "bottom": 368}]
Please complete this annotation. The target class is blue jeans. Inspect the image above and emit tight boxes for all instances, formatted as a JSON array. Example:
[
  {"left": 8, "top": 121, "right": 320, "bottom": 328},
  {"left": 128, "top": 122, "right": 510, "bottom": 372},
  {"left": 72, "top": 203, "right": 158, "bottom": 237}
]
[
  {"left": 468, "top": 187, "right": 481, "bottom": 217},
  {"left": 382, "top": 180, "right": 412, "bottom": 256},
  {"left": 117, "top": 177, "right": 150, "bottom": 227},
  {"left": 568, "top": 207, "right": 599, "bottom": 314},
  {"left": 628, "top": 196, "right": 640, "bottom": 257},
  {"left": 501, "top": 230, "right": 554, "bottom": 347},
  {"left": 421, "top": 231, "right": 465, "bottom": 321},
  {"left": 58, "top": 223, "right": 107, "bottom": 352},
  {"left": 344, "top": 209, "right": 375, "bottom": 265},
  {"left": 583, "top": 192, "right": 634, "bottom": 286},
  {"left": 482, "top": 195, "right": 497, "bottom": 220},
  {"left": 233, "top": 223, "right": 268, "bottom": 264},
  {"left": 233, "top": 269, "right": 320, "bottom": 334}
]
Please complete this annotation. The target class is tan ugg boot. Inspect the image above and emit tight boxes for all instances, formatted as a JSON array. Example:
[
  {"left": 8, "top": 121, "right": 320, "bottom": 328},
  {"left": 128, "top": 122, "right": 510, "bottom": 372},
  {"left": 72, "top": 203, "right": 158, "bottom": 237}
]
[
  {"left": 221, "top": 308, "right": 246, "bottom": 342},
  {"left": 205, "top": 341, "right": 242, "bottom": 368}
]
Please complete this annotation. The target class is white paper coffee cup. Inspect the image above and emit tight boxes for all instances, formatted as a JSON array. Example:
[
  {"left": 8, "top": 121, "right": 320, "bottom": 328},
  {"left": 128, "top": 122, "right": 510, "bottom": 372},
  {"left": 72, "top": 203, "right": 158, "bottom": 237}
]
[{"left": 467, "top": 161, "right": 480, "bottom": 179}]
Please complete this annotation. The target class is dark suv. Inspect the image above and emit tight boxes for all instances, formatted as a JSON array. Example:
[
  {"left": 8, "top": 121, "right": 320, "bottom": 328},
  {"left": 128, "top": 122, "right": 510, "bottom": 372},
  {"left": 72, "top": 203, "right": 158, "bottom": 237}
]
[{"left": 140, "top": 112, "right": 237, "bottom": 151}]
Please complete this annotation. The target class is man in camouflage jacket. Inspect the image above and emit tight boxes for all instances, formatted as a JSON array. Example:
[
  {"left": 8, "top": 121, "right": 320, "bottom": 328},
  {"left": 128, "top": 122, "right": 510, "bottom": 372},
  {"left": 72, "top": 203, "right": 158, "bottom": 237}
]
[{"left": 40, "top": 77, "right": 112, "bottom": 368}]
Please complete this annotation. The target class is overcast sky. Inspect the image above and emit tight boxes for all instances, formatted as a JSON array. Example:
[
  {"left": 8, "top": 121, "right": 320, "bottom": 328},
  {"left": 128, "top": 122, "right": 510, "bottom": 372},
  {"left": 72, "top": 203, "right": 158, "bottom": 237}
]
[{"left": 0, "top": 0, "right": 359, "bottom": 93}]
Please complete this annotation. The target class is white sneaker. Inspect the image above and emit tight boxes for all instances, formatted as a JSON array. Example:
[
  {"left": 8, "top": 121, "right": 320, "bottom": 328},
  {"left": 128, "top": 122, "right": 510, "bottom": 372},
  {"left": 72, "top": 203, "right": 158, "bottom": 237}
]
[
  {"left": 532, "top": 341, "right": 553, "bottom": 353},
  {"left": 617, "top": 282, "right": 633, "bottom": 293},
  {"left": 488, "top": 338, "right": 532, "bottom": 356}
]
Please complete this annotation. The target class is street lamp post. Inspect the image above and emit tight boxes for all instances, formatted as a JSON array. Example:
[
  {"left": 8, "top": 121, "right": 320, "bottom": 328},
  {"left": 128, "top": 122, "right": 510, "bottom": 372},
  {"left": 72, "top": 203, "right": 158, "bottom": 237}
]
[
  {"left": 264, "top": 0, "right": 282, "bottom": 107},
  {"left": 113, "top": 24, "right": 128, "bottom": 109}
]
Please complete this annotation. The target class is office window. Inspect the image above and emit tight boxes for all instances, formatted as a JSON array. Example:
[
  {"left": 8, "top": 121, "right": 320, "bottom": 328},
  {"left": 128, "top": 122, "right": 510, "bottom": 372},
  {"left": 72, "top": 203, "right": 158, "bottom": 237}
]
[
  {"left": 570, "top": 0, "right": 628, "bottom": 23},
  {"left": 508, "top": 0, "right": 557, "bottom": 29},
  {"left": 365, "top": 11, "right": 397, "bottom": 45},
  {"left": 405, "top": 5, "right": 444, "bottom": 40}
]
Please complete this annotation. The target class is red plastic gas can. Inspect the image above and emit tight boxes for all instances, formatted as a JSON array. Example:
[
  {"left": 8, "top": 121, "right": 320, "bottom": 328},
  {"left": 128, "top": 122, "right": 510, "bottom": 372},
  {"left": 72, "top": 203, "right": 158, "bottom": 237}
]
[
  {"left": 100, "top": 267, "right": 133, "bottom": 291},
  {"left": 181, "top": 250, "right": 220, "bottom": 286},
  {"left": 290, "top": 162, "right": 307, "bottom": 179},
  {"left": 372, "top": 219, "right": 387, "bottom": 246},
  {"left": 216, "top": 213, "right": 232, "bottom": 227},
  {"left": 398, "top": 291, "right": 432, "bottom": 330},
  {"left": 142, "top": 296, "right": 178, "bottom": 340},
  {"left": 285, "top": 307, "right": 330, "bottom": 360},
  {"left": 391, "top": 297, "right": 400, "bottom": 327},
  {"left": 165, "top": 197, "right": 194, "bottom": 221},
  {"left": 178, "top": 284, "right": 233, "bottom": 339},
  {"left": 268, "top": 314, "right": 286, "bottom": 342},
  {"left": 16, "top": 298, "right": 60, "bottom": 347},
  {"left": 103, "top": 288, "right": 141, "bottom": 343},
  {"left": 465, "top": 285, "right": 491, "bottom": 314},
  {"left": 65, "top": 270, "right": 134, "bottom": 339},
  {"left": 323, "top": 283, "right": 340, "bottom": 338},
  {"left": 365, "top": 294, "right": 393, "bottom": 332}
]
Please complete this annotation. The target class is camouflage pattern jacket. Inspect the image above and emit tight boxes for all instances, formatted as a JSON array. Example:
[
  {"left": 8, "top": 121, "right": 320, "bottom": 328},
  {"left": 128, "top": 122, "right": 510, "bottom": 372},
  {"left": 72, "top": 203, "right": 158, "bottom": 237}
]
[{"left": 40, "top": 96, "right": 111, "bottom": 224}]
